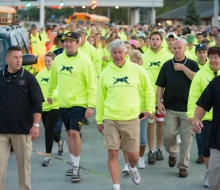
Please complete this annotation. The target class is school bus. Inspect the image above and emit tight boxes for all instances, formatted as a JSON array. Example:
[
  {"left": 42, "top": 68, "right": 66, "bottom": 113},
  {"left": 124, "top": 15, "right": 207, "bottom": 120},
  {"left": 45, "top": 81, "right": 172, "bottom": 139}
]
[
  {"left": 0, "top": 6, "right": 16, "bottom": 26},
  {"left": 67, "top": 12, "right": 109, "bottom": 26}
]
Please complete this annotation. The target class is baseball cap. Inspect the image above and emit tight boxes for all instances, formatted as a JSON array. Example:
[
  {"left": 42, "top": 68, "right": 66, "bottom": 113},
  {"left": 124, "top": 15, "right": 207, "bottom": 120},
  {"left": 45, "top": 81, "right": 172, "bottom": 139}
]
[
  {"left": 76, "top": 28, "right": 87, "bottom": 35},
  {"left": 209, "top": 33, "right": 216, "bottom": 37},
  {"left": 129, "top": 40, "right": 138, "bottom": 48},
  {"left": 31, "top": 24, "right": 37, "bottom": 30},
  {"left": 202, "top": 31, "right": 208, "bottom": 37},
  {"left": 151, "top": 24, "right": 156, "bottom": 28},
  {"left": 61, "top": 32, "right": 79, "bottom": 41},
  {"left": 157, "top": 29, "right": 165, "bottom": 33},
  {"left": 186, "top": 34, "right": 195, "bottom": 42},
  {"left": 166, "top": 32, "right": 178, "bottom": 39},
  {"left": 195, "top": 44, "right": 207, "bottom": 52},
  {"left": 139, "top": 32, "right": 146, "bottom": 38}
]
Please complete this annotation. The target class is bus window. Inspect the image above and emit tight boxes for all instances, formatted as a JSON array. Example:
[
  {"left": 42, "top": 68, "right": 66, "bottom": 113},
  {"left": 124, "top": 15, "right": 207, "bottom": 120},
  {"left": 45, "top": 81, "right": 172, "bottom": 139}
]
[{"left": 77, "top": 20, "right": 84, "bottom": 25}]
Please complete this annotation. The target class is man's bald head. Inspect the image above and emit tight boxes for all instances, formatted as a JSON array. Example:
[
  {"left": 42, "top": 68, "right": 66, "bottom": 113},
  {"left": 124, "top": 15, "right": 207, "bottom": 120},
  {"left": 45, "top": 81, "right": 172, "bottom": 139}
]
[{"left": 173, "top": 40, "right": 186, "bottom": 61}]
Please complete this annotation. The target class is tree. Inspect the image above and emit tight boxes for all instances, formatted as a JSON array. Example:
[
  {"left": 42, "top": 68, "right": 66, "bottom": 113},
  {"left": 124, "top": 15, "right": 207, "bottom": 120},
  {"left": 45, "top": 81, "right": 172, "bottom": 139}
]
[{"left": 183, "top": 0, "right": 201, "bottom": 25}]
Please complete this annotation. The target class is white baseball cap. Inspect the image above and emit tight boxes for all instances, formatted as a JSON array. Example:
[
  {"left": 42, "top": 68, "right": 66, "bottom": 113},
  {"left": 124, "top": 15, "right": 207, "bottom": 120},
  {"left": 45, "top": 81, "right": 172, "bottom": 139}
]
[{"left": 166, "top": 32, "right": 178, "bottom": 39}]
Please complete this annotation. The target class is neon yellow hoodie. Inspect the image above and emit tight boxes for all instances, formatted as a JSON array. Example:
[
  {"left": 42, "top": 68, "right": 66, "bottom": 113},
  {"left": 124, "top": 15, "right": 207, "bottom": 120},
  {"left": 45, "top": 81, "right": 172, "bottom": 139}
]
[
  {"left": 187, "top": 63, "right": 220, "bottom": 121},
  {"left": 79, "top": 41, "right": 102, "bottom": 76},
  {"left": 195, "top": 58, "right": 209, "bottom": 69},
  {"left": 98, "top": 46, "right": 112, "bottom": 70},
  {"left": 142, "top": 47, "right": 172, "bottom": 92},
  {"left": 48, "top": 50, "right": 97, "bottom": 108},
  {"left": 36, "top": 68, "right": 59, "bottom": 111},
  {"left": 96, "top": 59, "right": 155, "bottom": 124}
]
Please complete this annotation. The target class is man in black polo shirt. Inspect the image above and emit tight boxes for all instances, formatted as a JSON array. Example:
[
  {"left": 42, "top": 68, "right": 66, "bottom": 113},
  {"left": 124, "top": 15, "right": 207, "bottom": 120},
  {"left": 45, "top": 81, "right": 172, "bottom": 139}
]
[
  {"left": 193, "top": 76, "right": 220, "bottom": 189},
  {"left": 156, "top": 39, "right": 199, "bottom": 178},
  {"left": 0, "top": 46, "right": 44, "bottom": 190}
]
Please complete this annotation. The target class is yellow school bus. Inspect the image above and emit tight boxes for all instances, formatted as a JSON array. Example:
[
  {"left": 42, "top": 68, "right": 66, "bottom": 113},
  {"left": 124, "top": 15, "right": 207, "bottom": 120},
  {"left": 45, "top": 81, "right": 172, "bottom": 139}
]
[
  {"left": 67, "top": 12, "right": 109, "bottom": 26},
  {"left": 0, "top": 6, "right": 16, "bottom": 26}
]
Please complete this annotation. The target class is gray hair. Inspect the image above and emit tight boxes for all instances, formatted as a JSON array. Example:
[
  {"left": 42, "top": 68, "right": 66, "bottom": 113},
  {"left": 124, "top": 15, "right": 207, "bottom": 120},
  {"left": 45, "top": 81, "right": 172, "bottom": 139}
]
[{"left": 109, "top": 40, "right": 127, "bottom": 54}]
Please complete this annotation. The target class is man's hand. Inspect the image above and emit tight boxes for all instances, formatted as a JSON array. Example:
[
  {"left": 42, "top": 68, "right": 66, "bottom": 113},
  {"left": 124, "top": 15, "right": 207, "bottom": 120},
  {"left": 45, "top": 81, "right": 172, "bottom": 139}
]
[
  {"left": 188, "top": 118, "right": 193, "bottom": 125},
  {"left": 47, "top": 98, "right": 53, "bottom": 104},
  {"left": 140, "top": 111, "right": 151, "bottom": 120},
  {"left": 97, "top": 124, "right": 104, "bottom": 136},
  {"left": 192, "top": 120, "right": 203, "bottom": 134},
  {"left": 174, "top": 63, "right": 185, "bottom": 71},
  {"left": 157, "top": 102, "right": 166, "bottom": 115},
  {"left": 85, "top": 107, "right": 94, "bottom": 118},
  {"left": 29, "top": 126, "right": 39, "bottom": 140}
]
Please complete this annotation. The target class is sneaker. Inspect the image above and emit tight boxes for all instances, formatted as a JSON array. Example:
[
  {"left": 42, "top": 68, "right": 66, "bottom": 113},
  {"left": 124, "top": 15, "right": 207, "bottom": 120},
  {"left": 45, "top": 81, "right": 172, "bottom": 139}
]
[
  {"left": 112, "top": 187, "right": 120, "bottom": 190},
  {"left": 71, "top": 166, "right": 81, "bottom": 182},
  {"left": 58, "top": 140, "right": 65, "bottom": 156},
  {"left": 203, "top": 170, "right": 209, "bottom": 187},
  {"left": 168, "top": 156, "right": 176, "bottom": 167},
  {"left": 121, "top": 163, "right": 130, "bottom": 174},
  {"left": 42, "top": 156, "right": 51, "bottom": 167},
  {"left": 84, "top": 118, "right": 90, "bottom": 125},
  {"left": 156, "top": 150, "right": 164, "bottom": 161},
  {"left": 66, "top": 164, "right": 74, "bottom": 176},
  {"left": 179, "top": 168, "right": 188, "bottom": 178},
  {"left": 148, "top": 151, "right": 156, "bottom": 164},
  {"left": 138, "top": 157, "right": 146, "bottom": 169},
  {"left": 128, "top": 165, "right": 141, "bottom": 185}
]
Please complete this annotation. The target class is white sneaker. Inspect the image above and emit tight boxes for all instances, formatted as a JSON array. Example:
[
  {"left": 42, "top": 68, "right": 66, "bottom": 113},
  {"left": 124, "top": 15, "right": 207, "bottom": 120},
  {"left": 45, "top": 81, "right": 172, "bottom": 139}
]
[
  {"left": 121, "top": 163, "right": 130, "bottom": 175},
  {"left": 176, "top": 134, "right": 181, "bottom": 144},
  {"left": 203, "top": 170, "right": 209, "bottom": 187},
  {"left": 138, "top": 157, "right": 146, "bottom": 169},
  {"left": 128, "top": 165, "right": 141, "bottom": 185}
]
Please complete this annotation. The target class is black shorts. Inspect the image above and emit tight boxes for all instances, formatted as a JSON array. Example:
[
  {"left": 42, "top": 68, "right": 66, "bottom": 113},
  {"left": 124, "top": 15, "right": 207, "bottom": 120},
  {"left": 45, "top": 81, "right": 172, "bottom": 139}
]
[{"left": 60, "top": 106, "right": 86, "bottom": 132}]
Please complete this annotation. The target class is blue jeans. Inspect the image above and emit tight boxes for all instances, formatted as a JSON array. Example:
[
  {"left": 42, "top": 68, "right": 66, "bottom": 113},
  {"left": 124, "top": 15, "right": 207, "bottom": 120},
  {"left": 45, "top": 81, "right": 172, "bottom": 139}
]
[
  {"left": 196, "top": 133, "right": 203, "bottom": 157},
  {"left": 140, "top": 118, "right": 148, "bottom": 146}
]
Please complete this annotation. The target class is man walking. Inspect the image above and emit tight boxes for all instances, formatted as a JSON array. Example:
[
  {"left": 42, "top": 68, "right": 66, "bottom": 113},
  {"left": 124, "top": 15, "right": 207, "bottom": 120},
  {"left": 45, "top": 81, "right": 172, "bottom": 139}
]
[
  {"left": 0, "top": 46, "right": 44, "bottom": 190},
  {"left": 156, "top": 40, "right": 199, "bottom": 178},
  {"left": 47, "top": 32, "right": 97, "bottom": 182},
  {"left": 96, "top": 40, "right": 155, "bottom": 190}
]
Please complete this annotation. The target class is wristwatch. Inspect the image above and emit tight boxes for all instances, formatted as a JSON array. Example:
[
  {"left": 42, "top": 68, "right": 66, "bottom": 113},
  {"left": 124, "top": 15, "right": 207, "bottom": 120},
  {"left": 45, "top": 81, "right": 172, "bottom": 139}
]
[{"left": 33, "top": 123, "right": 40, "bottom": 128}]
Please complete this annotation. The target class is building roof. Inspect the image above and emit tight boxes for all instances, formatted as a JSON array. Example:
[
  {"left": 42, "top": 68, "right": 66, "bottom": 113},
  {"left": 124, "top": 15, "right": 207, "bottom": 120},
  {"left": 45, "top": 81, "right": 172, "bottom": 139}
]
[{"left": 156, "top": 1, "right": 217, "bottom": 20}]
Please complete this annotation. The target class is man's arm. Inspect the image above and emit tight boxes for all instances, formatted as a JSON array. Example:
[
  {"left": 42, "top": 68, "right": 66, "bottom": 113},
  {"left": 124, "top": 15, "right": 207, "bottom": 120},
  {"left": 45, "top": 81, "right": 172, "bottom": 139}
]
[
  {"left": 157, "top": 86, "right": 166, "bottom": 115},
  {"left": 30, "top": 113, "right": 41, "bottom": 140},
  {"left": 192, "top": 106, "right": 206, "bottom": 134}
]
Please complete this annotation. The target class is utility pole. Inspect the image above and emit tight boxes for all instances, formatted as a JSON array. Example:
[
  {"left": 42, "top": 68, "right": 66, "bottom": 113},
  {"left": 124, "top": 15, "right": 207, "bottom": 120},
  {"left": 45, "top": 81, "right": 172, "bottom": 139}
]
[{"left": 214, "top": 0, "right": 218, "bottom": 27}]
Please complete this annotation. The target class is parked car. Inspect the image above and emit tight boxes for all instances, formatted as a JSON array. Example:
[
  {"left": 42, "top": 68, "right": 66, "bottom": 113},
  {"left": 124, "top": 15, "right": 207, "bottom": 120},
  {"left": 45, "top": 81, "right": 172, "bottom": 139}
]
[{"left": 0, "top": 25, "right": 36, "bottom": 69}]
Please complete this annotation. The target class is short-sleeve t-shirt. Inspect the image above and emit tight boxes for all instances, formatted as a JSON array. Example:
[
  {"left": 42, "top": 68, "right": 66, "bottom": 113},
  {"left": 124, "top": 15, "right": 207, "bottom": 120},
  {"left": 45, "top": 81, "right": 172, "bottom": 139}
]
[
  {"left": 156, "top": 57, "right": 199, "bottom": 112},
  {"left": 196, "top": 76, "right": 220, "bottom": 150}
]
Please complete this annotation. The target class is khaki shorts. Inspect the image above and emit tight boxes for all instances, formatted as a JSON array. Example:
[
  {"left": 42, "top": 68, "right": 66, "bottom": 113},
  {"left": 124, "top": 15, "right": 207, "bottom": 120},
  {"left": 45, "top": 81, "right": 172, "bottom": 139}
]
[{"left": 103, "top": 118, "right": 140, "bottom": 152}]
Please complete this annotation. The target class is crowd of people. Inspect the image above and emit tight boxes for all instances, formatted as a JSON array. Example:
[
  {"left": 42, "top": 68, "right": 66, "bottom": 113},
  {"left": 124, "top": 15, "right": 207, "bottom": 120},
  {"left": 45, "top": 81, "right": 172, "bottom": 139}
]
[{"left": 0, "top": 21, "right": 220, "bottom": 190}]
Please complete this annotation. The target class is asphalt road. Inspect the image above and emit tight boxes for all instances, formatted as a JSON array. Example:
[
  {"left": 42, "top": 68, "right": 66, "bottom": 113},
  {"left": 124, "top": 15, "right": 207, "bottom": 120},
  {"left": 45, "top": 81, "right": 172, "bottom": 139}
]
[{"left": 6, "top": 115, "right": 209, "bottom": 190}]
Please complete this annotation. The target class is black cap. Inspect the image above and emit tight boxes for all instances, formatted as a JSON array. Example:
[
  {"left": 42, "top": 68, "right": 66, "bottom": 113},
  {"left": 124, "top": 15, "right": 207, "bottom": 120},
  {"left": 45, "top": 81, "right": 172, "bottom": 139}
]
[
  {"left": 31, "top": 24, "right": 37, "bottom": 30},
  {"left": 195, "top": 44, "right": 208, "bottom": 52},
  {"left": 61, "top": 32, "right": 79, "bottom": 42},
  {"left": 202, "top": 31, "right": 208, "bottom": 37}
]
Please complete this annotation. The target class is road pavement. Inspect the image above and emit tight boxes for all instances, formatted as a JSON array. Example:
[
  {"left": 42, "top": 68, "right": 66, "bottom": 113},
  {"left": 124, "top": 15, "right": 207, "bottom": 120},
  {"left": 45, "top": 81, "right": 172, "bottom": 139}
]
[{"left": 6, "top": 116, "right": 209, "bottom": 190}]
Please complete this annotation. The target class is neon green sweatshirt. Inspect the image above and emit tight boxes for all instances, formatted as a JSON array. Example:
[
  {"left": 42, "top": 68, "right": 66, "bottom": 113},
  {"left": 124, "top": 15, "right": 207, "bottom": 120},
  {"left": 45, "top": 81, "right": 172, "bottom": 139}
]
[
  {"left": 187, "top": 63, "right": 220, "bottom": 121},
  {"left": 36, "top": 68, "right": 59, "bottom": 111},
  {"left": 195, "top": 58, "right": 209, "bottom": 69},
  {"left": 79, "top": 41, "right": 102, "bottom": 76},
  {"left": 99, "top": 46, "right": 112, "bottom": 70},
  {"left": 48, "top": 50, "right": 97, "bottom": 108},
  {"left": 142, "top": 47, "right": 172, "bottom": 93},
  {"left": 96, "top": 59, "right": 155, "bottom": 124}
]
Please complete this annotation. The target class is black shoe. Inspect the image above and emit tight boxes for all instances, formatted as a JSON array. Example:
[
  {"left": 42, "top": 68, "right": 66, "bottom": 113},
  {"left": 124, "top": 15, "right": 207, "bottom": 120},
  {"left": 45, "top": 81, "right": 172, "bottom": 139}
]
[
  {"left": 148, "top": 151, "right": 156, "bottom": 164},
  {"left": 84, "top": 118, "right": 90, "bottom": 125},
  {"left": 168, "top": 156, "right": 176, "bottom": 167},
  {"left": 156, "top": 150, "right": 164, "bottom": 161},
  {"left": 179, "top": 168, "right": 188, "bottom": 178}
]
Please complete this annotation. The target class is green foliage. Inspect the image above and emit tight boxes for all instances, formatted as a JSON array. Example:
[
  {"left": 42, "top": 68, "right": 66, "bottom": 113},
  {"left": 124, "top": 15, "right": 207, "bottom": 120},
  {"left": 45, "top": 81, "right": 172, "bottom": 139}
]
[{"left": 183, "top": 0, "right": 201, "bottom": 25}]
